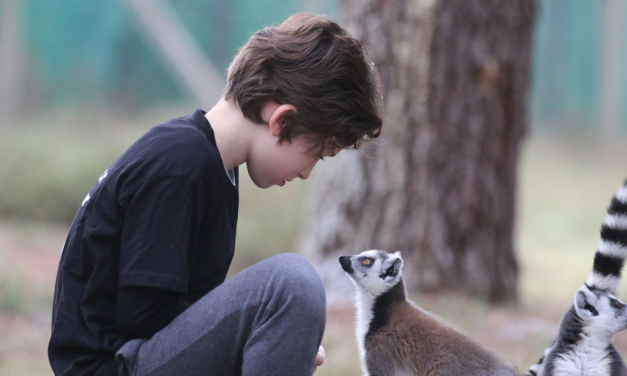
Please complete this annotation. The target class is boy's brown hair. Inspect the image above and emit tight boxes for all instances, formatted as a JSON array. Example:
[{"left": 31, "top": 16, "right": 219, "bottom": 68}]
[{"left": 225, "top": 13, "right": 382, "bottom": 153}]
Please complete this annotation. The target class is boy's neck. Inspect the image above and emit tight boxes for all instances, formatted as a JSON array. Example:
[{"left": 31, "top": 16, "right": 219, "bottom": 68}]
[{"left": 206, "top": 98, "right": 276, "bottom": 171}]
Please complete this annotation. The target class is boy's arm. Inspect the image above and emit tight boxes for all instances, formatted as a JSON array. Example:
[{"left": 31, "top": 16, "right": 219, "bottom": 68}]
[
  {"left": 119, "top": 176, "right": 209, "bottom": 293},
  {"left": 115, "top": 285, "right": 190, "bottom": 339}
]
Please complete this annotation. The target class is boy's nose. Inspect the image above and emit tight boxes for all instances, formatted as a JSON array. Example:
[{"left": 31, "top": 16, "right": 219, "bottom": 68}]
[{"left": 298, "top": 164, "right": 315, "bottom": 180}]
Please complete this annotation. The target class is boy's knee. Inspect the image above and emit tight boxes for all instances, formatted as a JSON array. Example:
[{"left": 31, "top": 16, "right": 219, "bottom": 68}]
[
  {"left": 264, "top": 253, "right": 326, "bottom": 320},
  {"left": 268, "top": 253, "right": 315, "bottom": 275}
]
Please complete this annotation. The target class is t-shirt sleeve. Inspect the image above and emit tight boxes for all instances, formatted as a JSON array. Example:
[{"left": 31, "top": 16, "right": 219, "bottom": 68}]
[
  {"left": 118, "top": 176, "right": 208, "bottom": 293},
  {"left": 115, "top": 286, "right": 190, "bottom": 338}
]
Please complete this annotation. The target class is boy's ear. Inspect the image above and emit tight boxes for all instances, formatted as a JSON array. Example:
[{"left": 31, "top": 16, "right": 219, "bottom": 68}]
[{"left": 268, "top": 104, "right": 297, "bottom": 137}]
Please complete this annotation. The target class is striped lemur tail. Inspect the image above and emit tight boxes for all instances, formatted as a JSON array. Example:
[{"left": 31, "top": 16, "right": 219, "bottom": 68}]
[
  {"left": 527, "top": 180, "right": 627, "bottom": 376},
  {"left": 585, "top": 180, "right": 627, "bottom": 293}
]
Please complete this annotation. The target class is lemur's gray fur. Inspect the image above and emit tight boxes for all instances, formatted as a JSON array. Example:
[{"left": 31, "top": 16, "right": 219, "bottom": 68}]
[
  {"left": 528, "top": 180, "right": 627, "bottom": 376},
  {"left": 339, "top": 250, "right": 529, "bottom": 376}
]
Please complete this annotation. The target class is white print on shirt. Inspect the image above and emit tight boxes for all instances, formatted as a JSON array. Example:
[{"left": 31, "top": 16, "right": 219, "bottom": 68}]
[
  {"left": 82, "top": 193, "right": 90, "bottom": 207},
  {"left": 98, "top": 169, "right": 108, "bottom": 183}
]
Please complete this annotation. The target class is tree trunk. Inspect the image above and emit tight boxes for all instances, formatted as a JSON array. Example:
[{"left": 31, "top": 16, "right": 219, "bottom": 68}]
[{"left": 299, "top": 0, "right": 535, "bottom": 303}]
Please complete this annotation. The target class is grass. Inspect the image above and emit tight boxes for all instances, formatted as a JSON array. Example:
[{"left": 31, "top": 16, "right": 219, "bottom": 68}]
[
  {"left": 0, "top": 108, "right": 184, "bottom": 223},
  {"left": 517, "top": 132, "right": 627, "bottom": 303},
  {"left": 229, "top": 168, "right": 314, "bottom": 276},
  {"left": 0, "top": 273, "right": 30, "bottom": 313},
  {"left": 1, "top": 119, "right": 627, "bottom": 375},
  {"left": 0, "top": 123, "right": 143, "bottom": 223}
]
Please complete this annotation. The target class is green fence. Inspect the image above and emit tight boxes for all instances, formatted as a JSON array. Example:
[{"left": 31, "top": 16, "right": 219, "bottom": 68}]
[
  {"left": 2, "top": 0, "right": 626, "bottom": 130},
  {"left": 13, "top": 0, "right": 337, "bottom": 112}
]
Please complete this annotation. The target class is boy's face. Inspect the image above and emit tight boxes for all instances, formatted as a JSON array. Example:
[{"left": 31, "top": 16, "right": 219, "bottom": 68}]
[{"left": 247, "top": 136, "right": 339, "bottom": 189}]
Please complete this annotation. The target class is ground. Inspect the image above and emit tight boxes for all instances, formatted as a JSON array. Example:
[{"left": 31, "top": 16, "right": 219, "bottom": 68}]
[
  {"left": 0, "top": 224, "right": 64, "bottom": 376},
  {"left": 4, "top": 222, "right": 627, "bottom": 376}
]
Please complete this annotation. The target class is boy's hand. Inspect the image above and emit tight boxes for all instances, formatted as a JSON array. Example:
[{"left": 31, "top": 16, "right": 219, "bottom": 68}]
[{"left": 313, "top": 346, "right": 325, "bottom": 372}]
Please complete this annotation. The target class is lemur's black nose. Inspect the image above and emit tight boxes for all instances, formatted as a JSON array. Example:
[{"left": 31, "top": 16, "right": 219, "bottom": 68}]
[{"left": 339, "top": 256, "right": 354, "bottom": 274}]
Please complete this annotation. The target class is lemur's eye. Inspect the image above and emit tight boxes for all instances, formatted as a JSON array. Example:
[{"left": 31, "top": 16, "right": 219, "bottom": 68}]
[
  {"left": 610, "top": 298, "right": 625, "bottom": 309},
  {"left": 363, "top": 259, "right": 371, "bottom": 266}
]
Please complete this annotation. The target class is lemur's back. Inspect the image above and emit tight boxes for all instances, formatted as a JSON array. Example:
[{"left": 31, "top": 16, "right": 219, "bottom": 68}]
[{"left": 366, "top": 300, "right": 520, "bottom": 376}]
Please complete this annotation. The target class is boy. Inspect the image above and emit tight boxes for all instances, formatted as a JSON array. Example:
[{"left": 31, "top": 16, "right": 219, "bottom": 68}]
[{"left": 49, "top": 13, "right": 382, "bottom": 376}]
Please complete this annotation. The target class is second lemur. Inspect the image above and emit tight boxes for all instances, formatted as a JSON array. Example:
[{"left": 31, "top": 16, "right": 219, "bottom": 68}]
[{"left": 528, "top": 180, "right": 627, "bottom": 376}]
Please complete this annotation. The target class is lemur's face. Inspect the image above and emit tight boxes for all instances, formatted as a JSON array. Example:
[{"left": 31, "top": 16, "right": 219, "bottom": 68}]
[
  {"left": 339, "top": 250, "right": 403, "bottom": 296},
  {"left": 575, "top": 284, "right": 627, "bottom": 336}
]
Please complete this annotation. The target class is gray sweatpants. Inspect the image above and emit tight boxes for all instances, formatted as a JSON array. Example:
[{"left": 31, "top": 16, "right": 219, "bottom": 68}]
[{"left": 115, "top": 253, "right": 326, "bottom": 376}]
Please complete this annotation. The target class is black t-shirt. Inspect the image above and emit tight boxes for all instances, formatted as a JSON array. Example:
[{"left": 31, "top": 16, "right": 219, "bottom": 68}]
[{"left": 49, "top": 110, "right": 239, "bottom": 376}]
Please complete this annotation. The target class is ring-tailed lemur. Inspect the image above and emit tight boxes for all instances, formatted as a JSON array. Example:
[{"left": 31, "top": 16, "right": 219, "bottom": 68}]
[
  {"left": 528, "top": 180, "right": 627, "bottom": 376},
  {"left": 339, "top": 250, "right": 529, "bottom": 376}
]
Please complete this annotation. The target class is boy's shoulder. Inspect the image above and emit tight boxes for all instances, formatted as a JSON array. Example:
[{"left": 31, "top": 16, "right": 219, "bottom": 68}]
[
  {"left": 153, "top": 109, "right": 213, "bottom": 147},
  {"left": 115, "top": 110, "right": 228, "bottom": 184}
]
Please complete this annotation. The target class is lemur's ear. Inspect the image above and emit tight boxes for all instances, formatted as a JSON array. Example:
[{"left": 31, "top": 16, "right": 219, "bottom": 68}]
[
  {"left": 380, "top": 257, "right": 403, "bottom": 279},
  {"left": 575, "top": 286, "right": 599, "bottom": 317}
]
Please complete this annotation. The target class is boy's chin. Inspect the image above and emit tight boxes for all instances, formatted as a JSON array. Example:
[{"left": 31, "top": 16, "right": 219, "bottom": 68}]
[
  {"left": 248, "top": 175, "right": 275, "bottom": 189},
  {"left": 263, "top": 181, "right": 286, "bottom": 189},
  {"left": 246, "top": 166, "right": 286, "bottom": 188},
  {"left": 246, "top": 167, "right": 271, "bottom": 189}
]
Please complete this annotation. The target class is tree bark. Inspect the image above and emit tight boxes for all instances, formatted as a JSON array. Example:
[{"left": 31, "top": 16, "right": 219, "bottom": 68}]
[{"left": 299, "top": 0, "right": 535, "bottom": 303}]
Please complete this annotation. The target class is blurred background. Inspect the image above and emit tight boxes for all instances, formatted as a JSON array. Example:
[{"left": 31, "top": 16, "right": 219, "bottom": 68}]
[{"left": 1, "top": 0, "right": 627, "bottom": 375}]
